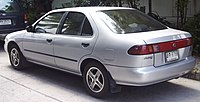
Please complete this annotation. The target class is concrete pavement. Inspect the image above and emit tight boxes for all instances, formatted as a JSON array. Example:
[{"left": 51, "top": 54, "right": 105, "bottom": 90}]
[{"left": 0, "top": 42, "right": 200, "bottom": 102}]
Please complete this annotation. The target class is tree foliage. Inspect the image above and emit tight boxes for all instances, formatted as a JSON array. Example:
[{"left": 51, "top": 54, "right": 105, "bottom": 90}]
[
  {"left": 97, "top": 0, "right": 140, "bottom": 8},
  {"left": 176, "top": 0, "right": 189, "bottom": 28},
  {"left": 19, "top": 0, "right": 143, "bottom": 24},
  {"left": 184, "top": 13, "right": 200, "bottom": 49},
  {"left": 19, "top": 0, "right": 53, "bottom": 24}
]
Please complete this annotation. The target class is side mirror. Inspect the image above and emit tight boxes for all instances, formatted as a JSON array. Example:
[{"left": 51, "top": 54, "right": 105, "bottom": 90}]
[{"left": 26, "top": 25, "right": 33, "bottom": 32}]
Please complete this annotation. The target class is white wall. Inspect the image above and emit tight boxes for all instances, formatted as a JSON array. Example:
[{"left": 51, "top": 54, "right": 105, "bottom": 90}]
[
  {"left": 137, "top": 0, "right": 200, "bottom": 22},
  {"left": 137, "top": 0, "right": 175, "bottom": 16},
  {"left": 52, "top": 0, "right": 72, "bottom": 9},
  {"left": 195, "top": 0, "right": 200, "bottom": 14},
  {"left": 139, "top": 0, "right": 200, "bottom": 16},
  {"left": 51, "top": 0, "right": 200, "bottom": 16}
]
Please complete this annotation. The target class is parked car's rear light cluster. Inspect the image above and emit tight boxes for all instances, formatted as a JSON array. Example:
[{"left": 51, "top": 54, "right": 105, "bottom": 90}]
[
  {"left": 128, "top": 37, "right": 192, "bottom": 55},
  {"left": 24, "top": 14, "right": 28, "bottom": 24}
]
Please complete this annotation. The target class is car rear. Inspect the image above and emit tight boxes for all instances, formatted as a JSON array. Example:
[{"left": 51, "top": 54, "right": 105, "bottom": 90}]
[
  {"left": 0, "top": 0, "right": 26, "bottom": 40},
  {"left": 127, "top": 29, "right": 193, "bottom": 67},
  {"left": 96, "top": 8, "right": 196, "bottom": 86}
]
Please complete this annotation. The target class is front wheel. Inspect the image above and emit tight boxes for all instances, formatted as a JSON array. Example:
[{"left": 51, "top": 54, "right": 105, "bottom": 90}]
[
  {"left": 83, "top": 62, "right": 110, "bottom": 98},
  {"left": 9, "top": 44, "right": 27, "bottom": 70}
]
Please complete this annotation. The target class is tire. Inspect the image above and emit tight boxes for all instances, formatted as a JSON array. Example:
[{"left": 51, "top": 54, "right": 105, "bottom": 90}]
[
  {"left": 8, "top": 44, "right": 27, "bottom": 70},
  {"left": 83, "top": 62, "right": 110, "bottom": 98}
]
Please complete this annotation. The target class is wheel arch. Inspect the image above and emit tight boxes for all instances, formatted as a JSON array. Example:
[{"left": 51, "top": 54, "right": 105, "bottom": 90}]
[
  {"left": 7, "top": 41, "right": 24, "bottom": 56},
  {"left": 79, "top": 57, "right": 115, "bottom": 81},
  {"left": 7, "top": 41, "right": 19, "bottom": 51},
  {"left": 80, "top": 58, "right": 106, "bottom": 75}
]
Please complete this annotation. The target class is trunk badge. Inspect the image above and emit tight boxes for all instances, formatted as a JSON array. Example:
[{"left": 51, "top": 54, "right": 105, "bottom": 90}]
[{"left": 172, "top": 43, "right": 176, "bottom": 47}]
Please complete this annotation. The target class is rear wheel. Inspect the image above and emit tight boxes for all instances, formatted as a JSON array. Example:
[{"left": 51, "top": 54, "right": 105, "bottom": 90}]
[
  {"left": 9, "top": 44, "right": 27, "bottom": 70},
  {"left": 83, "top": 62, "right": 110, "bottom": 98}
]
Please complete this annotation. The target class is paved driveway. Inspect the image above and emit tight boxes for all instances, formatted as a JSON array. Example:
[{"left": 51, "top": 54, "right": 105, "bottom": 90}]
[{"left": 0, "top": 42, "right": 200, "bottom": 102}]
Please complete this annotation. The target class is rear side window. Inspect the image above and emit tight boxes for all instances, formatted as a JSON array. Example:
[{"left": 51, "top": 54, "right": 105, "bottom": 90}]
[
  {"left": 61, "top": 12, "right": 85, "bottom": 36},
  {"left": 81, "top": 18, "right": 93, "bottom": 36},
  {"left": 60, "top": 12, "right": 93, "bottom": 36},
  {"left": 97, "top": 9, "right": 167, "bottom": 34},
  {"left": 0, "top": 0, "right": 21, "bottom": 12}
]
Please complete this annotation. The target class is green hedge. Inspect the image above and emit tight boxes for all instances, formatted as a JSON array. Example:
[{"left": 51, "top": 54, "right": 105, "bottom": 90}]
[{"left": 184, "top": 13, "right": 200, "bottom": 55}]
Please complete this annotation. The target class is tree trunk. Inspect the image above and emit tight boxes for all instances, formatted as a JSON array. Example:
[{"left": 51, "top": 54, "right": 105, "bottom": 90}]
[
  {"left": 129, "top": 0, "right": 134, "bottom": 8},
  {"left": 184, "top": 2, "right": 188, "bottom": 25},
  {"left": 119, "top": 0, "right": 122, "bottom": 7},
  {"left": 149, "top": 0, "right": 152, "bottom": 13},
  {"left": 177, "top": 0, "right": 180, "bottom": 28}
]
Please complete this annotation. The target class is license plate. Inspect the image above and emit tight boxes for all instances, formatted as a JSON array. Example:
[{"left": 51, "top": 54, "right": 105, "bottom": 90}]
[
  {"left": 165, "top": 50, "right": 179, "bottom": 62},
  {"left": 0, "top": 19, "right": 12, "bottom": 25}
]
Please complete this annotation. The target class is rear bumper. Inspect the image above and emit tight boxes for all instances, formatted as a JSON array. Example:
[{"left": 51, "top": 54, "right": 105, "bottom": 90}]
[{"left": 106, "top": 56, "right": 196, "bottom": 86}]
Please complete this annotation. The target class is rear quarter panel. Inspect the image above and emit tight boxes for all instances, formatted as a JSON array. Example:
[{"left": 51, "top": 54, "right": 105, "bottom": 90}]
[{"left": 90, "top": 13, "right": 153, "bottom": 68}]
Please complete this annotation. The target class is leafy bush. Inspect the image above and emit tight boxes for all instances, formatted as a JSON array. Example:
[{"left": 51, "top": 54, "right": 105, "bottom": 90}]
[{"left": 184, "top": 13, "right": 200, "bottom": 55}]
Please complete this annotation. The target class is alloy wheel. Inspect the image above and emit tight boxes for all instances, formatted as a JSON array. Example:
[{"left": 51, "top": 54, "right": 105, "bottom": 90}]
[
  {"left": 86, "top": 67, "right": 105, "bottom": 93},
  {"left": 10, "top": 48, "right": 20, "bottom": 67}
]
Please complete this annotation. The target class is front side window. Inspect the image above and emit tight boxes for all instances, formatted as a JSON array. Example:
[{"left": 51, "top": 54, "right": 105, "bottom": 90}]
[
  {"left": 97, "top": 9, "right": 167, "bottom": 34},
  {"left": 61, "top": 12, "right": 85, "bottom": 36},
  {"left": 0, "top": 0, "right": 21, "bottom": 12},
  {"left": 35, "top": 12, "right": 64, "bottom": 34}
]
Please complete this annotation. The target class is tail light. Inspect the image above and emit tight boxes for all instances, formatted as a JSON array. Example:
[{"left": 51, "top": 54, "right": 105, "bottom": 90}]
[
  {"left": 128, "top": 37, "right": 192, "bottom": 55},
  {"left": 24, "top": 14, "right": 28, "bottom": 24}
]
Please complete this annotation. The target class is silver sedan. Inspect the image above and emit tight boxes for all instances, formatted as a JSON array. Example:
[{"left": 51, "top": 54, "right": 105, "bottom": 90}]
[{"left": 4, "top": 7, "right": 196, "bottom": 97}]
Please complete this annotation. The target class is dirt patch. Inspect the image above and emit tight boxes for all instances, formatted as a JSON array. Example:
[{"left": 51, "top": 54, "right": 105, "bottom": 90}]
[
  {"left": 184, "top": 59, "right": 200, "bottom": 81},
  {"left": 184, "top": 71, "right": 200, "bottom": 81}
]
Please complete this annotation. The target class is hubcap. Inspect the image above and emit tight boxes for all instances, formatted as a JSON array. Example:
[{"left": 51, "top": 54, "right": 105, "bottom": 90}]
[
  {"left": 86, "top": 67, "right": 104, "bottom": 93},
  {"left": 10, "top": 48, "right": 20, "bottom": 67}
]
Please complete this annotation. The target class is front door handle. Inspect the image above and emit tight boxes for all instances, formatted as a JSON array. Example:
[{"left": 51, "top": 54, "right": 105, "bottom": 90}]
[
  {"left": 46, "top": 39, "right": 53, "bottom": 43},
  {"left": 81, "top": 43, "right": 90, "bottom": 47}
]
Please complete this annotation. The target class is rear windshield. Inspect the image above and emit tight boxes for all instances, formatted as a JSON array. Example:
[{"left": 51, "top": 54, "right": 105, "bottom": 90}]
[
  {"left": 97, "top": 9, "right": 167, "bottom": 34},
  {"left": 0, "top": 0, "right": 21, "bottom": 12}
]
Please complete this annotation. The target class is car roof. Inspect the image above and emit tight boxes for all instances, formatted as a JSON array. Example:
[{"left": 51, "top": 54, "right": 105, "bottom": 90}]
[{"left": 50, "top": 6, "right": 135, "bottom": 13}]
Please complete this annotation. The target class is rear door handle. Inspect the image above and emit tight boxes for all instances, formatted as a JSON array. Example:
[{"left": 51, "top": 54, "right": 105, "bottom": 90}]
[
  {"left": 81, "top": 43, "right": 90, "bottom": 47},
  {"left": 46, "top": 39, "right": 53, "bottom": 43}
]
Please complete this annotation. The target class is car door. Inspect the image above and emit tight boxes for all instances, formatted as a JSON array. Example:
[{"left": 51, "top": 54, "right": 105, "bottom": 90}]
[
  {"left": 23, "top": 12, "right": 64, "bottom": 66},
  {"left": 54, "top": 12, "right": 96, "bottom": 73}
]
